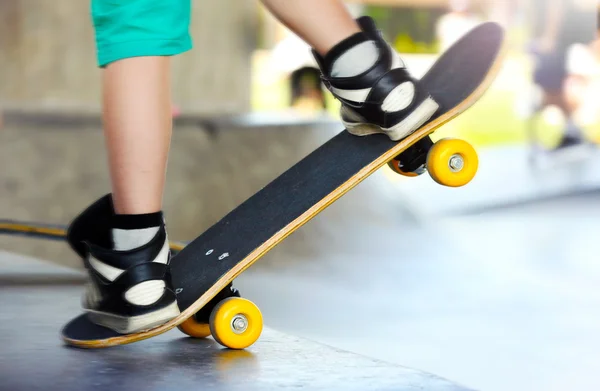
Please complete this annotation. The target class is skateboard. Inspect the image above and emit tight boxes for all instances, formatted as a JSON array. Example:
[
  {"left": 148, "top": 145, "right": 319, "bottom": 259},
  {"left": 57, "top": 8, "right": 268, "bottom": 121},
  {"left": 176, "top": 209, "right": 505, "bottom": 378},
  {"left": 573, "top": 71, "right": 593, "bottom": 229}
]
[
  {"left": 58, "top": 22, "right": 506, "bottom": 349},
  {"left": 0, "top": 220, "right": 187, "bottom": 255}
]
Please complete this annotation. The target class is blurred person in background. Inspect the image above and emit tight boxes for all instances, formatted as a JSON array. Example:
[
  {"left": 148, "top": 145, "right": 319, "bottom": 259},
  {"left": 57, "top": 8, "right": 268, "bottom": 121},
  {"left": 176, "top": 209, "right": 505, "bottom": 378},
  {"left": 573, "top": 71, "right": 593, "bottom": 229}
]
[
  {"left": 67, "top": 0, "right": 478, "bottom": 335},
  {"left": 268, "top": 30, "right": 327, "bottom": 112},
  {"left": 436, "top": 0, "right": 482, "bottom": 52},
  {"left": 563, "top": 7, "right": 600, "bottom": 137},
  {"left": 289, "top": 66, "right": 328, "bottom": 112},
  {"left": 528, "top": 0, "right": 598, "bottom": 153}
]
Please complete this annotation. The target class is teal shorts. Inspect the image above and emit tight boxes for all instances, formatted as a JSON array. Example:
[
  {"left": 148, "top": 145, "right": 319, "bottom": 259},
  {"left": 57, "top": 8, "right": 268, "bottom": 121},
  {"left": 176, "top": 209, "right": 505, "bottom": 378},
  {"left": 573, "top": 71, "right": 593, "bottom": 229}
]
[{"left": 91, "top": 0, "right": 192, "bottom": 67}]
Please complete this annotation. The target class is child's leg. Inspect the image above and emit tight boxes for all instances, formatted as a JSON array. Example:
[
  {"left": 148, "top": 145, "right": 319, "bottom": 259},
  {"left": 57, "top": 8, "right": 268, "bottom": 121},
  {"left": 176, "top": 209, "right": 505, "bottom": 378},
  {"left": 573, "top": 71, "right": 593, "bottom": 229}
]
[
  {"left": 66, "top": 0, "right": 192, "bottom": 334},
  {"left": 102, "top": 57, "right": 171, "bottom": 217},
  {"left": 260, "top": 0, "right": 360, "bottom": 56},
  {"left": 262, "top": 0, "right": 439, "bottom": 141}
]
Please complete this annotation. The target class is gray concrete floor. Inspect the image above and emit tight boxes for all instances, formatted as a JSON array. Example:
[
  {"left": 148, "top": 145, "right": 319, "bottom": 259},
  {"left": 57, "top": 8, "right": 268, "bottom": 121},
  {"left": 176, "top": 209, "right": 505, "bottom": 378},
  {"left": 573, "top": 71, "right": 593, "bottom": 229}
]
[
  {"left": 2, "top": 146, "right": 600, "bottom": 391},
  {"left": 0, "top": 283, "right": 469, "bottom": 391}
]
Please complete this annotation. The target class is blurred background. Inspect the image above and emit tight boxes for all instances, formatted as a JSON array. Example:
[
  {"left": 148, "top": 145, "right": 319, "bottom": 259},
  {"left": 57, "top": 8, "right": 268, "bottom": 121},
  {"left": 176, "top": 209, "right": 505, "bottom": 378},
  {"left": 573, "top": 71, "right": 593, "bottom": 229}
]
[{"left": 1, "top": 1, "right": 600, "bottom": 391}]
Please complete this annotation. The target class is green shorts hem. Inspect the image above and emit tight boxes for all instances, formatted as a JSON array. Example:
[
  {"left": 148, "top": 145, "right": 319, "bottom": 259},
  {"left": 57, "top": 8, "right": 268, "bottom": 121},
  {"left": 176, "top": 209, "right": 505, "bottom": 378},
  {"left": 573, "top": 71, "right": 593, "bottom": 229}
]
[{"left": 97, "top": 37, "right": 193, "bottom": 67}]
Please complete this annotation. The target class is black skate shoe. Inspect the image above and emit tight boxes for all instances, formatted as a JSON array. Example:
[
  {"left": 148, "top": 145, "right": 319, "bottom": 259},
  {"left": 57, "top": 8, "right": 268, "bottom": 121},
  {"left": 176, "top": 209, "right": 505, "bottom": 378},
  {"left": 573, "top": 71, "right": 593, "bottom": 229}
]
[
  {"left": 67, "top": 194, "right": 179, "bottom": 334},
  {"left": 313, "top": 16, "right": 439, "bottom": 141}
]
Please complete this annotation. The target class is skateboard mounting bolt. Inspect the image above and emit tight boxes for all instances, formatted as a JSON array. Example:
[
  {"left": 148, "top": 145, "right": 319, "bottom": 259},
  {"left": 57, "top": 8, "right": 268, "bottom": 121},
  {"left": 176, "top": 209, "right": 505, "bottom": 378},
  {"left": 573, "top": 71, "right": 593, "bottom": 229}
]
[
  {"left": 449, "top": 155, "right": 464, "bottom": 172},
  {"left": 231, "top": 314, "right": 248, "bottom": 333}
]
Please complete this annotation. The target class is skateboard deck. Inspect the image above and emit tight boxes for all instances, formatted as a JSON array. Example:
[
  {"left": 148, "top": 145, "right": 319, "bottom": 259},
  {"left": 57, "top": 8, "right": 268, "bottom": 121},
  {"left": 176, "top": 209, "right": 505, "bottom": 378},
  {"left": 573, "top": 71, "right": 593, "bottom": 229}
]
[{"left": 61, "top": 22, "right": 506, "bottom": 348}]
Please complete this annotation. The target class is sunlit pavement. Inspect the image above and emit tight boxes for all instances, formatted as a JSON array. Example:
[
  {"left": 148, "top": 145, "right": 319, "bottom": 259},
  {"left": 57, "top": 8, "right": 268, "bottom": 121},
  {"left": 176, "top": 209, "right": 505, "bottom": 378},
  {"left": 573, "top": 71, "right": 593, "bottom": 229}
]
[{"left": 2, "top": 145, "right": 600, "bottom": 391}]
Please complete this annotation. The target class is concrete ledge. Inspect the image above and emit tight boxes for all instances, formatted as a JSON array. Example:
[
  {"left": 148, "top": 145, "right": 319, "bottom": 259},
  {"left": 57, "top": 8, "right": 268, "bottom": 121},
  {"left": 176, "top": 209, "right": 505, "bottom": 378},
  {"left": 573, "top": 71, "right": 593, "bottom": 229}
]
[
  {"left": 1, "top": 108, "right": 339, "bottom": 131},
  {"left": 0, "top": 118, "right": 343, "bottom": 268}
]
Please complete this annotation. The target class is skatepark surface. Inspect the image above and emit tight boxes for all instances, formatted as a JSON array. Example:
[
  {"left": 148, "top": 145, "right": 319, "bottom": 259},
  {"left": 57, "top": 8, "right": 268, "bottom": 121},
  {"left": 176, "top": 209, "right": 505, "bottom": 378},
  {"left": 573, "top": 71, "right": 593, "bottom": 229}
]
[
  {"left": 2, "top": 146, "right": 600, "bottom": 391},
  {"left": 0, "top": 280, "right": 468, "bottom": 391}
]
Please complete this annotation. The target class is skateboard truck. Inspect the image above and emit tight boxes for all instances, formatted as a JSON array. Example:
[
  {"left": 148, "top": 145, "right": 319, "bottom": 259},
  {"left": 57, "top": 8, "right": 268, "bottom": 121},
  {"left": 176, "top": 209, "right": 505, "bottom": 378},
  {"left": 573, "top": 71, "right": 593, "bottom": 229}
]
[
  {"left": 388, "top": 136, "right": 434, "bottom": 176},
  {"left": 387, "top": 135, "right": 479, "bottom": 187}
]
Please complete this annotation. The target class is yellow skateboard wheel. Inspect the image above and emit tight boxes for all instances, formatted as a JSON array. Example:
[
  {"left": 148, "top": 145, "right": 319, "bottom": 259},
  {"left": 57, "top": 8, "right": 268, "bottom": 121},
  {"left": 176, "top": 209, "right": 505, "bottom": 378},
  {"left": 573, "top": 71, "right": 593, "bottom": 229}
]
[
  {"left": 178, "top": 318, "right": 211, "bottom": 339},
  {"left": 426, "top": 138, "right": 478, "bottom": 187},
  {"left": 387, "top": 159, "right": 420, "bottom": 177},
  {"left": 209, "top": 297, "right": 263, "bottom": 349}
]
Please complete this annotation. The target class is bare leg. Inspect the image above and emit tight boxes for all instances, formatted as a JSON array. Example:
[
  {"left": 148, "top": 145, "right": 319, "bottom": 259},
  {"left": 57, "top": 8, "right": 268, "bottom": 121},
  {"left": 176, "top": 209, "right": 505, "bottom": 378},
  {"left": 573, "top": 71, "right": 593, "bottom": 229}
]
[
  {"left": 260, "top": 0, "right": 360, "bottom": 56},
  {"left": 69, "top": 0, "right": 192, "bottom": 334},
  {"left": 102, "top": 56, "right": 172, "bottom": 215}
]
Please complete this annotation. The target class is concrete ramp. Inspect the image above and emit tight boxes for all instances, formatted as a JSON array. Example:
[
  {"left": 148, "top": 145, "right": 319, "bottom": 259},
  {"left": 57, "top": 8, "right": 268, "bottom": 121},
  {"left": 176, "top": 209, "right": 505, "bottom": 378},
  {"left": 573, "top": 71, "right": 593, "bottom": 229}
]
[
  {"left": 0, "top": 252, "right": 470, "bottom": 391},
  {"left": 385, "top": 145, "right": 600, "bottom": 216}
]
